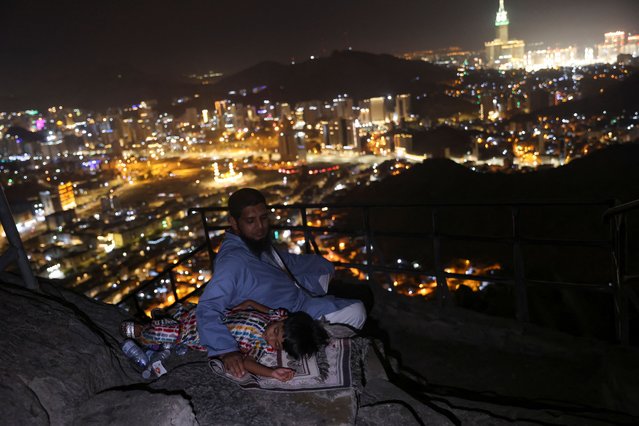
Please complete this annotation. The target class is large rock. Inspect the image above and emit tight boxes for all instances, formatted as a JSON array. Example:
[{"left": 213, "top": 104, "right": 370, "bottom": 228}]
[
  {"left": 368, "top": 283, "right": 639, "bottom": 420},
  {"left": 0, "top": 279, "right": 368, "bottom": 425},
  {"left": 73, "top": 390, "right": 197, "bottom": 425},
  {"left": 0, "top": 281, "right": 134, "bottom": 424},
  {"left": 4, "top": 274, "right": 637, "bottom": 425},
  {"left": 145, "top": 339, "right": 368, "bottom": 425}
]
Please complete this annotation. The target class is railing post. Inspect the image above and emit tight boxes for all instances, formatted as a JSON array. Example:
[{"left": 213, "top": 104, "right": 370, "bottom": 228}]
[
  {"left": 168, "top": 270, "right": 179, "bottom": 306},
  {"left": 511, "top": 206, "right": 529, "bottom": 322},
  {"left": 300, "top": 207, "right": 313, "bottom": 254},
  {"left": 431, "top": 207, "right": 451, "bottom": 305},
  {"left": 610, "top": 212, "right": 629, "bottom": 344},
  {"left": 198, "top": 210, "right": 216, "bottom": 269},
  {"left": 363, "top": 207, "right": 373, "bottom": 277},
  {"left": 0, "top": 183, "right": 38, "bottom": 290},
  {"left": 133, "top": 292, "right": 143, "bottom": 317}
]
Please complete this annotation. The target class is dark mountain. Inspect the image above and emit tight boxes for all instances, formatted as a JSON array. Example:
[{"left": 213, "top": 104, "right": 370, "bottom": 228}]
[
  {"left": 194, "top": 50, "right": 456, "bottom": 105},
  {"left": 4, "top": 126, "right": 45, "bottom": 143},
  {"left": 337, "top": 143, "right": 639, "bottom": 340},
  {"left": 1, "top": 51, "right": 456, "bottom": 112},
  {"left": 345, "top": 142, "right": 639, "bottom": 205},
  {"left": 409, "top": 126, "right": 473, "bottom": 157},
  {"left": 338, "top": 141, "right": 639, "bottom": 274},
  {"left": 412, "top": 92, "right": 478, "bottom": 120},
  {"left": 0, "top": 63, "right": 198, "bottom": 111},
  {"left": 515, "top": 70, "right": 639, "bottom": 120}
]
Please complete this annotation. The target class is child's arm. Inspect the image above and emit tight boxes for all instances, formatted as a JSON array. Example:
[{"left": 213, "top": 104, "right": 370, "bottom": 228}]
[
  {"left": 243, "top": 357, "right": 295, "bottom": 382},
  {"left": 229, "top": 300, "right": 272, "bottom": 314}
]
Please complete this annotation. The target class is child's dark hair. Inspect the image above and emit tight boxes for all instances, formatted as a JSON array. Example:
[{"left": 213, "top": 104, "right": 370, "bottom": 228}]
[{"left": 283, "top": 312, "right": 329, "bottom": 359}]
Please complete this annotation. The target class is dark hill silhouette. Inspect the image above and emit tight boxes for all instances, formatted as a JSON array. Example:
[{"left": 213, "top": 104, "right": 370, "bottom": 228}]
[
  {"left": 0, "top": 63, "right": 197, "bottom": 111},
  {"left": 345, "top": 142, "right": 639, "bottom": 204},
  {"left": 414, "top": 92, "right": 478, "bottom": 119},
  {"left": 513, "top": 70, "right": 639, "bottom": 121},
  {"left": 4, "top": 126, "right": 45, "bottom": 143},
  {"left": 197, "top": 50, "right": 456, "bottom": 105},
  {"left": 4, "top": 275, "right": 638, "bottom": 423},
  {"left": 1, "top": 51, "right": 455, "bottom": 112},
  {"left": 409, "top": 126, "right": 472, "bottom": 157},
  {"left": 337, "top": 143, "right": 639, "bottom": 340}
]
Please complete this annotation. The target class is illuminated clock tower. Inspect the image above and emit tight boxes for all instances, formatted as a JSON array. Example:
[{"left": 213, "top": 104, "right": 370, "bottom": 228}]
[
  {"left": 485, "top": 0, "right": 524, "bottom": 69},
  {"left": 495, "top": 0, "right": 509, "bottom": 43}
]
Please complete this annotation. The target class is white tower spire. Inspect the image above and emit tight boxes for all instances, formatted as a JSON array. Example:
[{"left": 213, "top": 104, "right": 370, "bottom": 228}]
[
  {"left": 495, "top": 0, "right": 509, "bottom": 42},
  {"left": 496, "top": 0, "right": 509, "bottom": 26}
]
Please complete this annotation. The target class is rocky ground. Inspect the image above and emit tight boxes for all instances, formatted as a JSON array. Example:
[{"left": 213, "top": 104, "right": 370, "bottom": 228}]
[{"left": 1, "top": 274, "right": 638, "bottom": 425}]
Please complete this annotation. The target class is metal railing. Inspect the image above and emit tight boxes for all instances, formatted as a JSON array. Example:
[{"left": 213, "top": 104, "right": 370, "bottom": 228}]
[
  {"left": 0, "top": 183, "right": 38, "bottom": 290},
  {"left": 119, "top": 199, "right": 639, "bottom": 344},
  {"left": 604, "top": 199, "right": 639, "bottom": 344},
  {"left": 118, "top": 242, "right": 210, "bottom": 315}
]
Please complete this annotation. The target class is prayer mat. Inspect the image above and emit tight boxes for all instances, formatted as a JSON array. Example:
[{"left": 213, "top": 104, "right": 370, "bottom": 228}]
[{"left": 209, "top": 338, "right": 352, "bottom": 392}]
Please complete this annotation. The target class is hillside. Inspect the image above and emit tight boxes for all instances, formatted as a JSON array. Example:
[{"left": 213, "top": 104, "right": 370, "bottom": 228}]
[
  {"left": 0, "top": 50, "right": 456, "bottom": 112},
  {"left": 0, "top": 63, "right": 197, "bottom": 111},
  {"left": 198, "top": 50, "right": 456, "bottom": 105},
  {"left": 2, "top": 275, "right": 638, "bottom": 424},
  {"left": 345, "top": 142, "right": 639, "bottom": 204},
  {"left": 514, "top": 70, "right": 639, "bottom": 121},
  {"left": 336, "top": 143, "right": 639, "bottom": 340}
]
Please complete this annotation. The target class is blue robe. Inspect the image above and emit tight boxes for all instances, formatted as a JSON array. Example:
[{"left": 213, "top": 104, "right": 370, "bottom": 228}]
[{"left": 196, "top": 232, "right": 355, "bottom": 356}]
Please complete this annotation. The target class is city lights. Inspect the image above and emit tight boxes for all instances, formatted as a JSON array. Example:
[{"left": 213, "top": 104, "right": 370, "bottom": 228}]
[{"left": 0, "top": 0, "right": 636, "bottom": 315}]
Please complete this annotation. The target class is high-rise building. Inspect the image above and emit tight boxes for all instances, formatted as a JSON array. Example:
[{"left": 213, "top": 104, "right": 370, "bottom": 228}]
[
  {"left": 322, "top": 119, "right": 356, "bottom": 148},
  {"left": 484, "top": 0, "right": 525, "bottom": 69},
  {"left": 395, "top": 94, "right": 411, "bottom": 123},
  {"left": 604, "top": 31, "right": 626, "bottom": 47},
  {"left": 495, "top": 0, "right": 509, "bottom": 43},
  {"left": 39, "top": 183, "right": 76, "bottom": 216},
  {"left": 231, "top": 104, "right": 247, "bottom": 130},
  {"left": 623, "top": 34, "right": 639, "bottom": 56},
  {"left": 181, "top": 107, "right": 198, "bottom": 126},
  {"left": 333, "top": 97, "right": 354, "bottom": 120},
  {"left": 525, "top": 46, "right": 578, "bottom": 71},
  {"left": 393, "top": 134, "right": 413, "bottom": 154},
  {"left": 58, "top": 182, "right": 76, "bottom": 211},
  {"left": 39, "top": 191, "right": 56, "bottom": 216},
  {"left": 358, "top": 105, "right": 371, "bottom": 125},
  {"left": 369, "top": 97, "right": 387, "bottom": 124},
  {"left": 278, "top": 120, "right": 306, "bottom": 162},
  {"left": 279, "top": 103, "right": 292, "bottom": 120},
  {"left": 597, "top": 31, "right": 628, "bottom": 63},
  {"left": 214, "top": 101, "right": 227, "bottom": 119},
  {"left": 293, "top": 101, "right": 323, "bottom": 125}
]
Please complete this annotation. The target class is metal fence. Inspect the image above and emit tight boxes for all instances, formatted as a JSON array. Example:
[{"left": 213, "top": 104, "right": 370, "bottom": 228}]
[{"left": 119, "top": 199, "right": 638, "bottom": 344}]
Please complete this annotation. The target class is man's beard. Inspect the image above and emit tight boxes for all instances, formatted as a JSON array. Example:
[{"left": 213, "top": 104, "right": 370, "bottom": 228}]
[{"left": 239, "top": 233, "right": 272, "bottom": 257}]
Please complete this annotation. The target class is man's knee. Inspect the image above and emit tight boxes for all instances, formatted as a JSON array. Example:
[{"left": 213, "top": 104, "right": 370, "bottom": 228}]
[
  {"left": 325, "top": 300, "right": 367, "bottom": 330},
  {"left": 349, "top": 300, "right": 366, "bottom": 329}
]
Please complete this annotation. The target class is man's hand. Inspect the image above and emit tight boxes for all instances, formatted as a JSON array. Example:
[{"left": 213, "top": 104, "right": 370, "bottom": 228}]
[
  {"left": 271, "top": 367, "right": 295, "bottom": 382},
  {"left": 220, "top": 351, "right": 246, "bottom": 378}
]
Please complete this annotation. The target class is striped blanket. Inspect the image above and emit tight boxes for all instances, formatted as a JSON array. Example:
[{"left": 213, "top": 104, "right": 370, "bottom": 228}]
[{"left": 209, "top": 338, "right": 352, "bottom": 392}]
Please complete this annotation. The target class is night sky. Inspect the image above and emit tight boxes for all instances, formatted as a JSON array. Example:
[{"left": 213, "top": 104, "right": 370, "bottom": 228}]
[{"left": 2, "top": 0, "right": 638, "bottom": 83}]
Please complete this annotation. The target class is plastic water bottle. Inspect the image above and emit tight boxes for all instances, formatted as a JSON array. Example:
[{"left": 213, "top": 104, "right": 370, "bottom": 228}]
[
  {"left": 142, "top": 349, "right": 171, "bottom": 379},
  {"left": 175, "top": 344, "right": 188, "bottom": 356},
  {"left": 151, "top": 348, "right": 171, "bottom": 365},
  {"left": 121, "top": 339, "right": 149, "bottom": 369}
]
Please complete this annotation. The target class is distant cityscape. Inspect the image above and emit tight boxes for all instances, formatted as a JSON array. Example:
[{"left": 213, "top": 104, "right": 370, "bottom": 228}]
[
  {"left": 404, "top": 0, "right": 639, "bottom": 70},
  {"left": 1, "top": 0, "right": 637, "bottom": 310}
]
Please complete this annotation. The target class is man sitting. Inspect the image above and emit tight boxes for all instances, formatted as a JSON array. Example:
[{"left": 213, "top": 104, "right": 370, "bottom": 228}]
[{"left": 196, "top": 188, "right": 366, "bottom": 378}]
